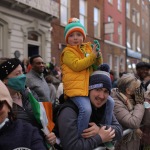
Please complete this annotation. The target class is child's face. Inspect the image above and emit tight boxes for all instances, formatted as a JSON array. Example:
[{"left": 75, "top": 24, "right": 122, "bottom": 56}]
[{"left": 68, "top": 31, "right": 84, "bottom": 46}]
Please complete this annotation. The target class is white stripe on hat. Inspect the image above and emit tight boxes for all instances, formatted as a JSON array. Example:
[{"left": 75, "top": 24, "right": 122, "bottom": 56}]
[
  {"left": 91, "top": 71, "right": 110, "bottom": 78},
  {"left": 89, "top": 83, "right": 103, "bottom": 90}
]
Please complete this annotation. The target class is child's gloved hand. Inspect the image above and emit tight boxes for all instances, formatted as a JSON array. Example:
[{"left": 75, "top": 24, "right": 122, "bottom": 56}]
[
  {"left": 91, "top": 40, "right": 101, "bottom": 58},
  {"left": 91, "top": 40, "right": 100, "bottom": 52}
]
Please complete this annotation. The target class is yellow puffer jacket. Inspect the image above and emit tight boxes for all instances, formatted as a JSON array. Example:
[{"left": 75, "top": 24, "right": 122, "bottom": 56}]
[{"left": 61, "top": 42, "right": 103, "bottom": 97}]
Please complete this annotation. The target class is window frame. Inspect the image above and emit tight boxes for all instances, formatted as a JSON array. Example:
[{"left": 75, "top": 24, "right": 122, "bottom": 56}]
[
  {"left": 108, "top": 16, "right": 113, "bottom": 41},
  {"left": 118, "top": 23, "right": 122, "bottom": 45},
  {"left": 93, "top": 7, "right": 100, "bottom": 38},
  {"left": 108, "top": 0, "right": 113, "bottom": 4},
  {"left": 126, "top": 2, "right": 130, "bottom": 19},
  {"left": 60, "top": 0, "right": 70, "bottom": 26},
  {"left": 118, "top": 0, "right": 122, "bottom": 11},
  {"left": 79, "top": 0, "right": 87, "bottom": 30}
]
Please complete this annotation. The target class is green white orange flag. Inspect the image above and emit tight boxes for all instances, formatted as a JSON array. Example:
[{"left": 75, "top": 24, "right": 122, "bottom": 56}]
[{"left": 27, "top": 88, "right": 55, "bottom": 135}]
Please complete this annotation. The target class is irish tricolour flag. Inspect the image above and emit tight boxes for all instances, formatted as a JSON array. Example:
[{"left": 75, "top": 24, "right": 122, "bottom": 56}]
[{"left": 27, "top": 88, "right": 55, "bottom": 148}]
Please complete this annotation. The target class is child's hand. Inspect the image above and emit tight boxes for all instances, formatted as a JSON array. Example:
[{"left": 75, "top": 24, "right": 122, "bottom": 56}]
[
  {"left": 94, "top": 40, "right": 100, "bottom": 51},
  {"left": 92, "top": 43, "right": 99, "bottom": 57},
  {"left": 91, "top": 40, "right": 101, "bottom": 57}
]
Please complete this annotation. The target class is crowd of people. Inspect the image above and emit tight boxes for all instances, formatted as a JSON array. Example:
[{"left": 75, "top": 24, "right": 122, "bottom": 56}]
[{"left": 0, "top": 17, "right": 150, "bottom": 150}]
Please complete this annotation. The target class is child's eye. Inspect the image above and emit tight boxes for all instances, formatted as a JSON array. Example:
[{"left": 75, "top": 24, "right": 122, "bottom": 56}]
[
  {"left": 69, "top": 34, "right": 73, "bottom": 37},
  {"left": 77, "top": 33, "right": 82, "bottom": 36}
]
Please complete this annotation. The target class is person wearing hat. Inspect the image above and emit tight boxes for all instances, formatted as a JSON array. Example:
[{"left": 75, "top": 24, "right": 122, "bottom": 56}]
[
  {"left": 135, "top": 61, "right": 150, "bottom": 89},
  {"left": 0, "top": 58, "right": 56, "bottom": 148},
  {"left": 111, "top": 73, "right": 145, "bottom": 150},
  {"left": 0, "top": 58, "right": 40, "bottom": 126},
  {"left": 56, "top": 66, "right": 122, "bottom": 150},
  {"left": 0, "top": 80, "right": 47, "bottom": 150},
  {"left": 61, "top": 17, "right": 103, "bottom": 136}
]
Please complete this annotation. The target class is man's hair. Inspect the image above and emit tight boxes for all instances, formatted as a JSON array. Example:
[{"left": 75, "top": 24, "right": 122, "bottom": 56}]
[
  {"left": 136, "top": 62, "right": 150, "bottom": 70},
  {"left": 30, "top": 55, "right": 42, "bottom": 64}
]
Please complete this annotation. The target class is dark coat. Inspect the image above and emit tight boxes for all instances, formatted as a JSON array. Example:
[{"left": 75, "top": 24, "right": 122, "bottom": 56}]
[
  {"left": 0, "top": 119, "right": 47, "bottom": 150},
  {"left": 57, "top": 100, "right": 122, "bottom": 150}
]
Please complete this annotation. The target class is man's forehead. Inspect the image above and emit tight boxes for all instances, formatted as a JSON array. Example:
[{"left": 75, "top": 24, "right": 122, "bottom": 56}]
[
  {"left": 33, "top": 57, "right": 43, "bottom": 62},
  {"left": 138, "top": 67, "right": 149, "bottom": 70}
]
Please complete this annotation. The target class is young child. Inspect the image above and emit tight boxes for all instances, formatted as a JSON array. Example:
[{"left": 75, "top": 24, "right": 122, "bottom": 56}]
[{"left": 61, "top": 17, "right": 103, "bottom": 136}]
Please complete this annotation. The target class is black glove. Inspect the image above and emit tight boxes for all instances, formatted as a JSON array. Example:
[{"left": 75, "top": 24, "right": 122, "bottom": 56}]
[{"left": 134, "top": 86, "right": 144, "bottom": 104}]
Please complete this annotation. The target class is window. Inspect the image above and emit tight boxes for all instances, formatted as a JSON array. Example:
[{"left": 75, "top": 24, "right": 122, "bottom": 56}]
[
  {"left": 137, "top": 35, "right": 141, "bottom": 52},
  {"left": 146, "top": 22, "right": 148, "bottom": 29},
  {"left": 120, "top": 56, "right": 125, "bottom": 72},
  {"left": 108, "top": 0, "right": 113, "bottom": 4},
  {"left": 60, "top": 0, "right": 70, "bottom": 26},
  {"left": 137, "top": 0, "right": 140, "bottom": 4},
  {"left": 107, "top": 54, "right": 112, "bottom": 69},
  {"left": 132, "top": 10, "right": 136, "bottom": 23},
  {"left": 0, "top": 25, "right": 3, "bottom": 50},
  {"left": 142, "top": 18, "right": 145, "bottom": 31},
  {"left": 0, "top": 18, "right": 9, "bottom": 57},
  {"left": 28, "top": 32, "right": 38, "bottom": 41},
  {"left": 94, "top": 7, "right": 100, "bottom": 38},
  {"left": 108, "top": 16, "right": 113, "bottom": 41},
  {"left": 127, "top": 28, "right": 131, "bottom": 48},
  {"left": 118, "top": 0, "right": 122, "bottom": 11},
  {"left": 79, "top": 0, "right": 87, "bottom": 30},
  {"left": 132, "top": 32, "right": 136, "bottom": 51},
  {"left": 118, "top": 23, "right": 122, "bottom": 45},
  {"left": 114, "top": 56, "right": 119, "bottom": 77},
  {"left": 126, "top": 2, "right": 130, "bottom": 18},
  {"left": 137, "top": 12, "right": 140, "bottom": 26},
  {"left": 142, "top": 40, "right": 144, "bottom": 50},
  {"left": 28, "top": 31, "right": 41, "bottom": 44}
]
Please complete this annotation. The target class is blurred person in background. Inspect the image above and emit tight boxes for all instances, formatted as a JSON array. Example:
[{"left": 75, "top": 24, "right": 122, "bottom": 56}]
[
  {"left": 26, "top": 55, "right": 50, "bottom": 102},
  {"left": 136, "top": 62, "right": 150, "bottom": 89}
]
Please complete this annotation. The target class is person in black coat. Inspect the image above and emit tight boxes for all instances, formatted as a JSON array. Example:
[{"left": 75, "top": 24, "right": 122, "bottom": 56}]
[{"left": 0, "top": 80, "right": 47, "bottom": 150}]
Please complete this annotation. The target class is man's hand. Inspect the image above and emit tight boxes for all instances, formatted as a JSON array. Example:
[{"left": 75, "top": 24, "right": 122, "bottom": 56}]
[
  {"left": 98, "top": 126, "right": 115, "bottom": 143},
  {"left": 81, "top": 122, "right": 100, "bottom": 138},
  {"left": 45, "top": 132, "right": 56, "bottom": 145}
]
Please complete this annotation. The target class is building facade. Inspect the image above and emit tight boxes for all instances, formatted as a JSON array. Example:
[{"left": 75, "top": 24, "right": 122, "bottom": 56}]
[
  {"left": 103, "top": 0, "right": 126, "bottom": 77},
  {"left": 126, "top": 0, "right": 150, "bottom": 73},
  {"left": 0, "top": 0, "right": 149, "bottom": 72},
  {"left": 0, "top": 0, "right": 59, "bottom": 62},
  {"left": 141, "top": 0, "right": 150, "bottom": 63}
]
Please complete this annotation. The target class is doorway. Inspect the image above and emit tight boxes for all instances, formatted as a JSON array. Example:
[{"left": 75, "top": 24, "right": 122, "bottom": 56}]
[{"left": 28, "top": 44, "right": 39, "bottom": 57}]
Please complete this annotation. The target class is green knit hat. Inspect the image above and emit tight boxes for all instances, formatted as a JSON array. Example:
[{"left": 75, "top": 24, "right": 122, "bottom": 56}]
[{"left": 64, "top": 18, "right": 86, "bottom": 43}]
